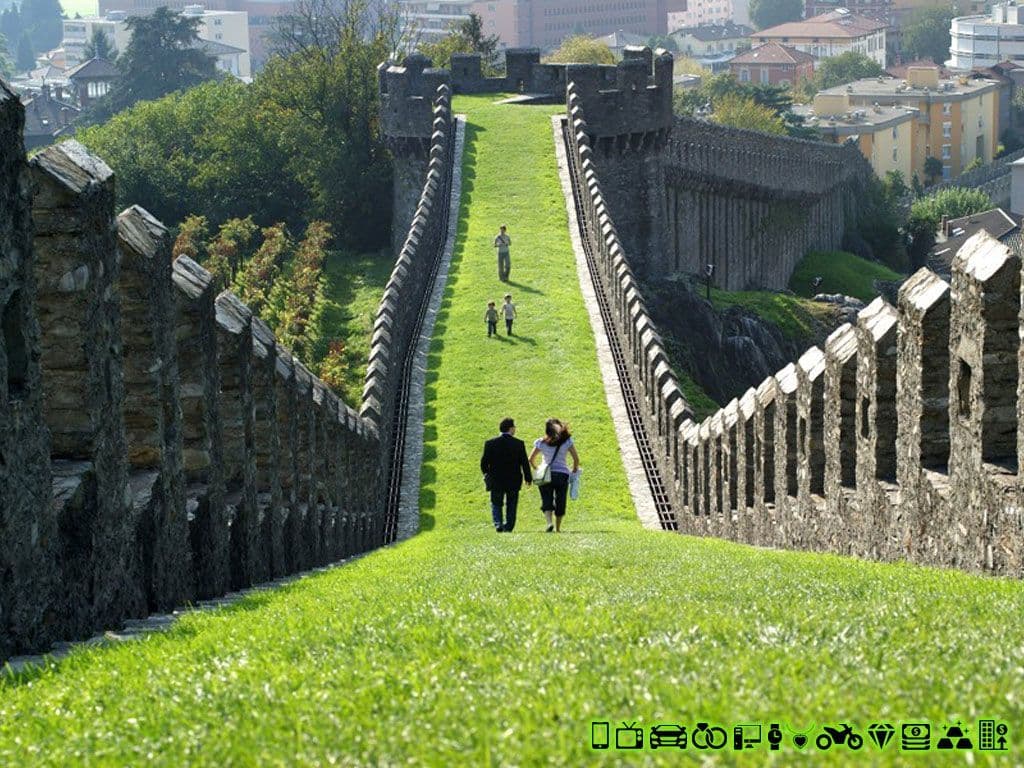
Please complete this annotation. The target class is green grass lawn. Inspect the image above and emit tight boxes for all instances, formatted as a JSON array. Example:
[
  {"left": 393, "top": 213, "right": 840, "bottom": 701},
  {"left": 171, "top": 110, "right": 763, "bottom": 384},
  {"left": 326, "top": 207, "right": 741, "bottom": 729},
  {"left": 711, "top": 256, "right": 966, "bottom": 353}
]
[
  {"left": 1, "top": 96, "right": 1022, "bottom": 767},
  {"left": 789, "top": 250, "right": 904, "bottom": 303},
  {"left": 316, "top": 249, "right": 393, "bottom": 405}
]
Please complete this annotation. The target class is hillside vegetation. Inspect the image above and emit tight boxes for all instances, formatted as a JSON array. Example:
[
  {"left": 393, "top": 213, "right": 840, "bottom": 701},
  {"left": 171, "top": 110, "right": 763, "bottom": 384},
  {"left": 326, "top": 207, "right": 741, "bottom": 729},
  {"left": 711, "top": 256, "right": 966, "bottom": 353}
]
[{"left": 1, "top": 96, "right": 1020, "bottom": 767}]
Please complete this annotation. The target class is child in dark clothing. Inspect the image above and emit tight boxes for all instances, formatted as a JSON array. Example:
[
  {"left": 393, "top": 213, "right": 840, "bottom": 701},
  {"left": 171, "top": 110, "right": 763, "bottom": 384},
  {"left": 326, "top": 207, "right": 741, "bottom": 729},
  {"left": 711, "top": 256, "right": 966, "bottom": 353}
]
[{"left": 484, "top": 301, "right": 498, "bottom": 337}]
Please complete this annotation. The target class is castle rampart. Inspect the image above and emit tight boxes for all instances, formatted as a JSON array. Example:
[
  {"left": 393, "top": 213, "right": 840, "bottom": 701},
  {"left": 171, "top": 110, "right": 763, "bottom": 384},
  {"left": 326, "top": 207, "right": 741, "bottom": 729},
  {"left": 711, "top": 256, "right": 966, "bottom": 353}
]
[
  {"left": 0, "top": 117, "right": 390, "bottom": 661},
  {"left": 367, "top": 80, "right": 454, "bottom": 501},
  {"left": 565, "top": 74, "right": 1024, "bottom": 578}
]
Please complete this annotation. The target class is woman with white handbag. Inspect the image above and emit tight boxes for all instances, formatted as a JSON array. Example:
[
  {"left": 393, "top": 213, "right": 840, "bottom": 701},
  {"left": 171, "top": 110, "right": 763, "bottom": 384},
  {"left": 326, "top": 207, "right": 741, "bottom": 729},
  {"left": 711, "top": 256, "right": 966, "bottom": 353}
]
[{"left": 528, "top": 418, "right": 581, "bottom": 533}]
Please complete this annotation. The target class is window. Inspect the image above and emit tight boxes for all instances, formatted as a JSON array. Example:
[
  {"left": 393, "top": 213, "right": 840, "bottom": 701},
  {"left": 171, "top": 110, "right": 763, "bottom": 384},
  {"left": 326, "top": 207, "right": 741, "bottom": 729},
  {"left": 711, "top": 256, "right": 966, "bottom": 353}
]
[
  {"left": 942, "top": 164, "right": 952, "bottom": 180},
  {"left": 943, "top": 121, "right": 952, "bottom": 138},
  {"left": 892, "top": 127, "right": 898, "bottom": 140},
  {"left": 739, "top": 67, "right": 750, "bottom": 82},
  {"left": 214, "top": 18, "right": 222, "bottom": 25},
  {"left": 893, "top": 147, "right": 898, "bottom": 162},
  {"left": 943, "top": 101, "right": 952, "bottom": 115},
  {"left": 761, "top": 67, "right": 770, "bottom": 84},
  {"left": 942, "top": 144, "right": 952, "bottom": 159}
]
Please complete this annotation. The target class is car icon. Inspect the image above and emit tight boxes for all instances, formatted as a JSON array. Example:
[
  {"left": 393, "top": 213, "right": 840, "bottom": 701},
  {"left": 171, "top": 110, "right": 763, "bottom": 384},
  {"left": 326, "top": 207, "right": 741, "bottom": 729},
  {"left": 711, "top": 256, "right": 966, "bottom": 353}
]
[{"left": 651, "top": 724, "right": 687, "bottom": 749}]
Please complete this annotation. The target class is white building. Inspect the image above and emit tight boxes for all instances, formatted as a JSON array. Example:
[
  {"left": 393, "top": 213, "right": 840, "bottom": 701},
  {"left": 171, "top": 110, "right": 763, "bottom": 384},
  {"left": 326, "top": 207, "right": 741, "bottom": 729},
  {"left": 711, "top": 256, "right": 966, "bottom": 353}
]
[
  {"left": 667, "top": 0, "right": 749, "bottom": 32},
  {"left": 62, "top": 5, "right": 251, "bottom": 78},
  {"left": 751, "top": 9, "right": 887, "bottom": 67},
  {"left": 948, "top": 1, "right": 1024, "bottom": 71}
]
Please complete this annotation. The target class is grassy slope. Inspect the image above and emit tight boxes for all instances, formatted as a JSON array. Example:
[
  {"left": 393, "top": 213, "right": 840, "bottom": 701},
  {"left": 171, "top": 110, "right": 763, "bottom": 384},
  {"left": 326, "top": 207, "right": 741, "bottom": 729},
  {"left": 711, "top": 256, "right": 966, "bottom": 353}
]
[
  {"left": 318, "top": 249, "right": 393, "bottom": 405},
  {"left": 790, "top": 250, "right": 904, "bottom": 303},
  {"left": 709, "top": 286, "right": 834, "bottom": 342},
  {"left": 1, "top": 96, "right": 1022, "bottom": 766}
]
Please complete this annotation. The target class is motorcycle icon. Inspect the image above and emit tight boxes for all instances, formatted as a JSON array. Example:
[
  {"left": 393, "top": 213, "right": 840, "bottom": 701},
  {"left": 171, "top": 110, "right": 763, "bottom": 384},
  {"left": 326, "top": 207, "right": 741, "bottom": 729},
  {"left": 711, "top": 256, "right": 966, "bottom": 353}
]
[
  {"left": 817, "top": 724, "right": 864, "bottom": 751},
  {"left": 692, "top": 722, "right": 727, "bottom": 750}
]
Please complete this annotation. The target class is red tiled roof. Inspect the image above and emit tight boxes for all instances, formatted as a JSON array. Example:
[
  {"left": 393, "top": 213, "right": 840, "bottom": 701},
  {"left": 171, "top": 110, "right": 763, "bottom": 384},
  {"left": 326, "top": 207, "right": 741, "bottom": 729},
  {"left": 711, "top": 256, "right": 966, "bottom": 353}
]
[
  {"left": 730, "top": 42, "right": 815, "bottom": 65},
  {"left": 752, "top": 9, "right": 887, "bottom": 39}
]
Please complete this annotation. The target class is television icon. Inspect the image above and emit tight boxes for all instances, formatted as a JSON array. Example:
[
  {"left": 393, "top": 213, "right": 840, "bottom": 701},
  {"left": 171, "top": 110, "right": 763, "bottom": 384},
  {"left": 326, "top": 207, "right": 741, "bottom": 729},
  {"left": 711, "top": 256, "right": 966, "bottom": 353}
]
[{"left": 616, "top": 721, "right": 644, "bottom": 750}]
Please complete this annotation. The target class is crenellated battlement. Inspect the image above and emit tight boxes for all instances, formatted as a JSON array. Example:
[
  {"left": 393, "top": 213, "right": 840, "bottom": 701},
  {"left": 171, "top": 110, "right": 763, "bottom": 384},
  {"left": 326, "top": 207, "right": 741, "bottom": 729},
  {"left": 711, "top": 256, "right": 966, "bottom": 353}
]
[
  {"left": 564, "top": 77, "right": 1024, "bottom": 578},
  {"left": 0, "top": 106, "right": 388, "bottom": 660}
]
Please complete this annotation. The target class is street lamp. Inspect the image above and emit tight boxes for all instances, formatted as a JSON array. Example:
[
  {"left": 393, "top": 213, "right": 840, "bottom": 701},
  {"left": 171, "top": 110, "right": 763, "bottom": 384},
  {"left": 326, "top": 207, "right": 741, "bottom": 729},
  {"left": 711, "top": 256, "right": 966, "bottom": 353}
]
[{"left": 704, "top": 263, "right": 715, "bottom": 301}]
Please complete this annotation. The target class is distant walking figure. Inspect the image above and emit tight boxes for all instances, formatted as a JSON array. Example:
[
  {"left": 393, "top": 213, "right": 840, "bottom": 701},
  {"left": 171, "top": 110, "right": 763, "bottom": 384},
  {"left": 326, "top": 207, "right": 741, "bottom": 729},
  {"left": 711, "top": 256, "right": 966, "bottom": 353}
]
[
  {"left": 480, "top": 417, "right": 533, "bottom": 532},
  {"left": 529, "top": 418, "right": 580, "bottom": 532},
  {"left": 501, "top": 293, "right": 517, "bottom": 335},
  {"left": 484, "top": 300, "right": 498, "bottom": 337},
  {"left": 494, "top": 225, "right": 512, "bottom": 281}
]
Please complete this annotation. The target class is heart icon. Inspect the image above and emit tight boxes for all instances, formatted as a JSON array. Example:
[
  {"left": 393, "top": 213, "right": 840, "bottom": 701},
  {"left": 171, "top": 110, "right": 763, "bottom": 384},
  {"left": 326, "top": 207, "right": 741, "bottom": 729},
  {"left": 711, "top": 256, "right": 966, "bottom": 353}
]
[{"left": 793, "top": 734, "right": 808, "bottom": 750}]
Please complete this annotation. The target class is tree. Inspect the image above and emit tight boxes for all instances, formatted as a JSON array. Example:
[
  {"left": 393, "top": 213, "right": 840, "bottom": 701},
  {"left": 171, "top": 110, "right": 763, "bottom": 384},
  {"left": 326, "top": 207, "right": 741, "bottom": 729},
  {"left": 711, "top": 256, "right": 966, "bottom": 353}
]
[
  {"left": 544, "top": 35, "right": 615, "bottom": 64},
  {"left": 711, "top": 94, "right": 787, "bottom": 134},
  {"left": 813, "top": 51, "right": 884, "bottom": 91},
  {"left": 902, "top": 7, "right": 956, "bottom": 65},
  {"left": 456, "top": 13, "right": 499, "bottom": 69},
  {"left": 15, "top": 31, "right": 33, "bottom": 71},
  {"left": 749, "top": 0, "right": 802, "bottom": 30},
  {"left": 0, "top": 33, "right": 13, "bottom": 78},
  {"left": 907, "top": 187, "right": 992, "bottom": 267},
  {"left": 19, "top": 0, "right": 62, "bottom": 53},
  {"left": 418, "top": 30, "right": 473, "bottom": 71},
  {"left": 82, "top": 28, "right": 116, "bottom": 60},
  {"left": 100, "top": 7, "right": 219, "bottom": 116},
  {"left": 924, "top": 155, "right": 943, "bottom": 184},
  {"left": 0, "top": 6, "right": 22, "bottom": 54},
  {"left": 647, "top": 34, "right": 678, "bottom": 52}
]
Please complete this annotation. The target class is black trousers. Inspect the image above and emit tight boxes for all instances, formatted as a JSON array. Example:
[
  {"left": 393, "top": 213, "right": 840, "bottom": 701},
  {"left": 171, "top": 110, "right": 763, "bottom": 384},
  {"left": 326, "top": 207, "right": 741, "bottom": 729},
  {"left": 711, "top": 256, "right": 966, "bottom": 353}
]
[
  {"left": 490, "top": 488, "right": 519, "bottom": 531},
  {"left": 539, "top": 472, "right": 570, "bottom": 517},
  {"left": 505, "top": 318, "right": 513, "bottom": 334}
]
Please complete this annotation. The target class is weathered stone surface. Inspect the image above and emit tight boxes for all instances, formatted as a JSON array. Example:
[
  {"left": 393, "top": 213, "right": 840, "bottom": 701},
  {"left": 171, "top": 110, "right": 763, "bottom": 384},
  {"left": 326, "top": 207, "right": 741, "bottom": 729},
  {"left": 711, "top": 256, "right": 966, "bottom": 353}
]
[
  {"left": 0, "top": 85, "right": 57, "bottom": 658},
  {"left": 117, "top": 205, "right": 192, "bottom": 610},
  {"left": 172, "top": 256, "right": 228, "bottom": 599},
  {"left": 31, "top": 140, "right": 145, "bottom": 634}
]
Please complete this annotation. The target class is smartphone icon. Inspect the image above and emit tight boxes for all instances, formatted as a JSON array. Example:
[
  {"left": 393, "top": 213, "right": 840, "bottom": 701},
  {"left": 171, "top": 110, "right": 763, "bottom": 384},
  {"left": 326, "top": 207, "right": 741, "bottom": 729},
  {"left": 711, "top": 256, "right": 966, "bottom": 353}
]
[{"left": 592, "top": 721, "right": 610, "bottom": 749}]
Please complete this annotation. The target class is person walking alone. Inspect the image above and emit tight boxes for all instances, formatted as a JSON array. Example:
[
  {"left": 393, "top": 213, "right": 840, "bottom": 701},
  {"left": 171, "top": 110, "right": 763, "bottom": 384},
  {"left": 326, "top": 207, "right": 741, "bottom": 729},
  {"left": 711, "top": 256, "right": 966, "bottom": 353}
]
[
  {"left": 494, "top": 225, "right": 512, "bottom": 282},
  {"left": 529, "top": 418, "right": 580, "bottom": 532},
  {"left": 480, "top": 417, "right": 532, "bottom": 532}
]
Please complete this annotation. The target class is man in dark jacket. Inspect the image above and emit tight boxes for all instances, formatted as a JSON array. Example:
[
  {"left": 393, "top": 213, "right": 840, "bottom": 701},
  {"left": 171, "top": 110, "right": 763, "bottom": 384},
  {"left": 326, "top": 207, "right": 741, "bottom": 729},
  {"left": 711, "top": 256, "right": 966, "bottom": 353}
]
[{"left": 480, "top": 417, "right": 533, "bottom": 532}]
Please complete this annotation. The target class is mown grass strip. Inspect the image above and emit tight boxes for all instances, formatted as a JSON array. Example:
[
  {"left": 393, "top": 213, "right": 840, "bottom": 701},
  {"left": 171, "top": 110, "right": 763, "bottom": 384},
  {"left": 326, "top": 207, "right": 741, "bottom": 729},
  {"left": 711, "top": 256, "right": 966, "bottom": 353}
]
[{"left": 0, "top": 96, "right": 1021, "bottom": 768}]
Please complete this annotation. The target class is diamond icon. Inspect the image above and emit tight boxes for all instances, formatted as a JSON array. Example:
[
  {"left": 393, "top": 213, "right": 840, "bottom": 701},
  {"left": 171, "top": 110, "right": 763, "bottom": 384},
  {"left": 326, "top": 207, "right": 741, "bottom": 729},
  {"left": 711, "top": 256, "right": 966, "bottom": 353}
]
[{"left": 868, "top": 723, "right": 896, "bottom": 750}]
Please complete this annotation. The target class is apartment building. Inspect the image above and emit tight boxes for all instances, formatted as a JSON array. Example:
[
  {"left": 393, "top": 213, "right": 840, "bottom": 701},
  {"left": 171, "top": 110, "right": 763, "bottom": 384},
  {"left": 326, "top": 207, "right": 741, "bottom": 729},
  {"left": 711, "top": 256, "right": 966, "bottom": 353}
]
[
  {"left": 796, "top": 93, "right": 917, "bottom": 178},
  {"left": 752, "top": 9, "right": 888, "bottom": 66},
  {"left": 667, "top": 0, "right": 750, "bottom": 32},
  {"left": 63, "top": 5, "right": 251, "bottom": 77},
  {"left": 808, "top": 66, "right": 1001, "bottom": 181},
  {"left": 403, "top": 0, "right": 673, "bottom": 50},
  {"left": 96, "top": 0, "right": 282, "bottom": 69},
  {"left": 729, "top": 42, "right": 815, "bottom": 86},
  {"left": 949, "top": 1, "right": 1024, "bottom": 71}
]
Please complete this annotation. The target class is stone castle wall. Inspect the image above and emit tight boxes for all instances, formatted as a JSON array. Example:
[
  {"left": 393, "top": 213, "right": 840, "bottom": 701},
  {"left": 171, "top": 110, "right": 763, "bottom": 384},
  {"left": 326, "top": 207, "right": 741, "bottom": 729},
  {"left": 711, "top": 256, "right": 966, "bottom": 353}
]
[
  {"left": 657, "top": 120, "right": 872, "bottom": 290},
  {"left": 364, "top": 74, "right": 454, "bottom": 474},
  {"left": 567, "top": 76, "right": 1024, "bottom": 578},
  {"left": 0, "top": 111, "right": 388, "bottom": 662}
]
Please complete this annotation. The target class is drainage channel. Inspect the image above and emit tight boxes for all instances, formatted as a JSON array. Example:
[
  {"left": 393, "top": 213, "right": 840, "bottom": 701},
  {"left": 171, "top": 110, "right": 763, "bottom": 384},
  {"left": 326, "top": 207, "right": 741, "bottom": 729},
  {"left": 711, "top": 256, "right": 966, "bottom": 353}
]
[
  {"left": 381, "top": 119, "right": 458, "bottom": 545},
  {"left": 561, "top": 119, "right": 678, "bottom": 532}
]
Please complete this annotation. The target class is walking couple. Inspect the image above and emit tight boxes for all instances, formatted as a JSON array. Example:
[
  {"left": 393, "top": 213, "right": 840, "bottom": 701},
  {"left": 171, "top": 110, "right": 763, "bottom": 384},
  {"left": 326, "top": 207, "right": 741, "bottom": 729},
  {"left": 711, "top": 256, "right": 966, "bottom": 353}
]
[{"left": 479, "top": 417, "right": 581, "bottom": 533}]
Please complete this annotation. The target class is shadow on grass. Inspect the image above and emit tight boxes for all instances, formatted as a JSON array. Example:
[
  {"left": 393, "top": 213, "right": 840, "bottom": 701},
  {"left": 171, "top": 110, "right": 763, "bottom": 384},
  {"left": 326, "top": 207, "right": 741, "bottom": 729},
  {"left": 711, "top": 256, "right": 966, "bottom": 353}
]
[
  {"left": 508, "top": 333, "right": 536, "bottom": 346},
  {"left": 504, "top": 279, "right": 544, "bottom": 296}
]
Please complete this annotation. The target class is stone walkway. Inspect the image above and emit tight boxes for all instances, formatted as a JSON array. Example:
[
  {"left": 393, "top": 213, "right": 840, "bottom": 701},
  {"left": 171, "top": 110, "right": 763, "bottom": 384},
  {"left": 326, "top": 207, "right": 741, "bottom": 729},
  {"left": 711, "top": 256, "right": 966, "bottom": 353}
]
[
  {"left": 396, "top": 116, "right": 466, "bottom": 542},
  {"left": 551, "top": 115, "right": 661, "bottom": 531}
]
